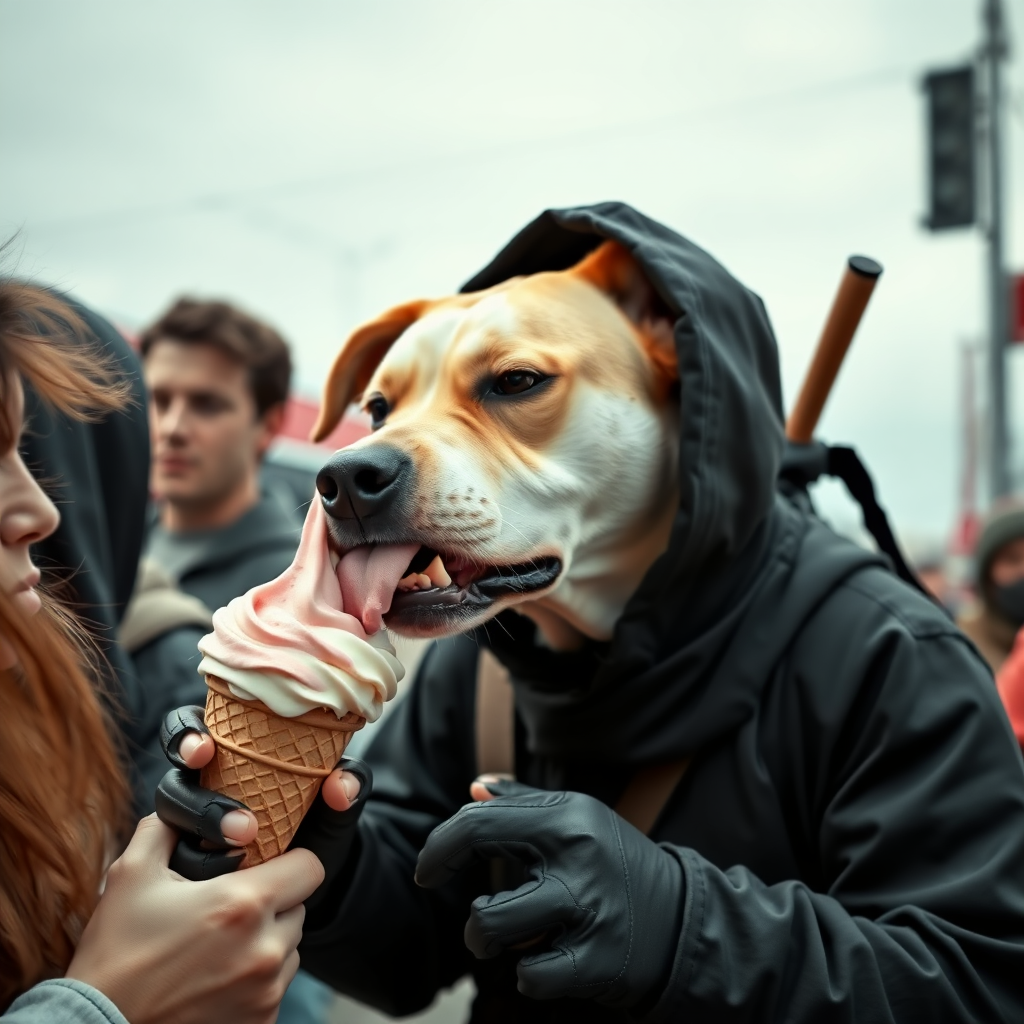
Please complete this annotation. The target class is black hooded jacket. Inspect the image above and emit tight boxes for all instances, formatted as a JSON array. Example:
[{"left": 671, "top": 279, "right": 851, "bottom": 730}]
[
  {"left": 299, "top": 204, "right": 1024, "bottom": 1022},
  {"left": 18, "top": 295, "right": 180, "bottom": 815},
  {"left": 22, "top": 295, "right": 150, "bottom": 717}
]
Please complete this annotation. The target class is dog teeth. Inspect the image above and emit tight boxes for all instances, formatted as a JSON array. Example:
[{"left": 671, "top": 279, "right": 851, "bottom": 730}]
[
  {"left": 424, "top": 554, "right": 452, "bottom": 588},
  {"left": 397, "top": 571, "right": 433, "bottom": 592},
  {"left": 329, "top": 548, "right": 341, "bottom": 571},
  {"left": 396, "top": 555, "right": 451, "bottom": 593}
]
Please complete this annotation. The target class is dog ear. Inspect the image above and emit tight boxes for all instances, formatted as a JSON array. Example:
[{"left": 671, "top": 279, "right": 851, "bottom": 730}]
[
  {"left": 572, "top": 241, "right": 678, "bottom": 392},
  {"left": 311, "top": 299, "right": 432, "bottom": 442}
]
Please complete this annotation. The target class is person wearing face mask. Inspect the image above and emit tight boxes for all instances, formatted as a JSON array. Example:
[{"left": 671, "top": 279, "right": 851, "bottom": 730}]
[
  {"left": 962, "top": 503, "right": 1024, "bottom": 750},
  {"left": 0, "top": 281, "right": 324, "bottom": 1024},
  {"left": 957, "top": 502, "right": 1024, "bottom": 674}
]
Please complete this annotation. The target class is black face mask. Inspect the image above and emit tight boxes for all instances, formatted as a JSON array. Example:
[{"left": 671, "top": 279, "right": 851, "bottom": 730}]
[{"left": 991, "top": 577, "right": 1024, "bottom": 628}]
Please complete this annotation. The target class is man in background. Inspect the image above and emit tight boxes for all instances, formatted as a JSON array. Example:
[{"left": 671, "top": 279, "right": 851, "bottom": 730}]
[
  {"left": 140, "top": 298, "right": 298, "bottom": 605},
  {"left": 128, "top": 298, "right": 331, "bottom": 1024},
  {"left": 124, "top": 298, "right": 301, "bottom": 796}
]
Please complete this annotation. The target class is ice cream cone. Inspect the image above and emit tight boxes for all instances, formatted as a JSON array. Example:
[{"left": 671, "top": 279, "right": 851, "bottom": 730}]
[{"left": 200, "top": 674, "right": 365, "bottom": 866}]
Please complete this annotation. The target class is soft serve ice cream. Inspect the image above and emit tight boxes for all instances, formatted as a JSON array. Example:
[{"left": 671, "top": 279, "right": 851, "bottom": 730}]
[
  {"left": 198, "top": 497, "right": 420, "bottom": 720},
  {"left": 195, "top": 495, "right": 423, "bottom": 865}
]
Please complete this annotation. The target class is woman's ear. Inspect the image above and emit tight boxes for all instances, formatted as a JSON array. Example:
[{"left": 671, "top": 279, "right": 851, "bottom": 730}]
[
  {"left": 572, "top": 241, "right": 678, "bottom": 395},
  {"left": 311, "top": 300, "right": 431, "bottom": 442}
]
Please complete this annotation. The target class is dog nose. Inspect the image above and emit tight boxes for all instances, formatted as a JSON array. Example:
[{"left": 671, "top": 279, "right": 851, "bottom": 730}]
[{"left": 316, "top": 446, "right": 411, "bottom": 522}]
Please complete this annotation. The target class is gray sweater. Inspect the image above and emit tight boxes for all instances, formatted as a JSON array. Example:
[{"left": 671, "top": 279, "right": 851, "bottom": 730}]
[{"left": 4, "top": 980, "right": 127, "bottom": 1024}]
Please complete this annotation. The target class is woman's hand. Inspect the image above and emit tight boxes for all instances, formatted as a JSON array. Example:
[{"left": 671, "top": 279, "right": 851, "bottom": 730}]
[{"left": 65, "top": 814, "right": 324, "bottom": 1024}]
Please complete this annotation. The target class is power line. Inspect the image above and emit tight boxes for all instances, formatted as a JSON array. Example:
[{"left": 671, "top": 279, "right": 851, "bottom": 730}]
[{"left": 24, "top": 63, "right": 914, "bottom": 236}]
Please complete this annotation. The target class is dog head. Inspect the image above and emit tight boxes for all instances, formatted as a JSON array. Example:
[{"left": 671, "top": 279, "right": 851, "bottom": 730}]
[{"left": 313, "top": 241, "right": 681, "bottom": 643}]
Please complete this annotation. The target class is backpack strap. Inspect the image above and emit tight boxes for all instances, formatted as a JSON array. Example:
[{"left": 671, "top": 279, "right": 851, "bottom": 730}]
[
  {"left": 474, "top": 650, "right": 689, "bottom": 835},
  {"left": 613, "top": 758, "right": 691, "bottom": 835},
  {"left": 475, "top": 649, "right": 516, "bottom": 778},
  {"left": 778, "top": 440, "right": 937, "bottom": 605},
  {"left": 118, "top": 558, "right": 214, "bottom": 654}
]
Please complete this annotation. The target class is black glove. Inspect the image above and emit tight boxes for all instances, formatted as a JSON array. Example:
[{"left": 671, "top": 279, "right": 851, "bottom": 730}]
[
  {"left": 291, "top": 757, "right": 372, "bottom": 925},
  {"left": 155, "top": 705, "right": 247, "bottom": 880},
  {"left": 415, "top": 779, "right": 684, "bottom": 1010},
  {"left": 154, "top": 704, "right": 372, "bottom": 913}
]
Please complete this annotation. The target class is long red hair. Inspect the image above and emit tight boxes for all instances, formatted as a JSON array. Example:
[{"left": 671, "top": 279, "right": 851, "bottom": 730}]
[{"left": 0, "top": 281, "right": 132, "bottom": 1009}]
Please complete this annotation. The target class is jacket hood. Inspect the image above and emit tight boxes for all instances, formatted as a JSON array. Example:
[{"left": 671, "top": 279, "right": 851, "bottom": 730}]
[
  {"left": 467, "top": 204, "right": 881, "bottom": 766},
  {"left": 463, "top": 202, "right": 785, "bottom": 584},
  {"left": 21, "top": 290, "right": 151, "bottom": 702},
  {"left": 24, "top": 292, "right": 150, "bottom": 620}
]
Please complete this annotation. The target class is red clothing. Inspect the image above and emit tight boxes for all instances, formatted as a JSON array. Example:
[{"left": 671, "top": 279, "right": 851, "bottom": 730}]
[{"left": 997, "top": 628, "right": 1024, "bottom": 746}]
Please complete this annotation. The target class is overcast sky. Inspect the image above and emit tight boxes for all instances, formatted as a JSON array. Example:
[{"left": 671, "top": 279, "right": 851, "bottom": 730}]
[{"left": 2, "top": 0, "right": 1023, "bottom": 542}]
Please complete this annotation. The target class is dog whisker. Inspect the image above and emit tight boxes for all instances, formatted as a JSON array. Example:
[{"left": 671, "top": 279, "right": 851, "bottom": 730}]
[{"left": 491, "top": 616, "right": 515, "bottom": 641}]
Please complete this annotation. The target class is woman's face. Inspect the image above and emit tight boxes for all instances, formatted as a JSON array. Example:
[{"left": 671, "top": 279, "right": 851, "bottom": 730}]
[{"left": 0, "top": 374, "right": 59, "bottom": 614}]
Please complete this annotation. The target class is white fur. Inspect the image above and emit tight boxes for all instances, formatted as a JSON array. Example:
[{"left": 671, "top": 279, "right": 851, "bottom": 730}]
[{"left": 355, "top": 283, "right": 679, "bottom": 644}]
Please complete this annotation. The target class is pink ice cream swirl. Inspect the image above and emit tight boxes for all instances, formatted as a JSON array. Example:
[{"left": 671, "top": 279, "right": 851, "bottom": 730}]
[{"left": 197, "top": 498, "right": 410, "bottom": 721}]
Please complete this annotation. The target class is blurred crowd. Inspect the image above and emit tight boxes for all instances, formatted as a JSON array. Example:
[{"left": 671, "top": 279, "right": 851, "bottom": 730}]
[{"left": 905, "top": 505, "right": 1024, "bottom": 748}]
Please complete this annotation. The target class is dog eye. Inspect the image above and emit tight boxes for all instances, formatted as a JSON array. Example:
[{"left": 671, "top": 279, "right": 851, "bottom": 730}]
[
  {"left": 493, "top": 371, "right": 543, "bottom": 396},
  {"left": 366, "top": 395, "right": 389, "bottom": 428}
]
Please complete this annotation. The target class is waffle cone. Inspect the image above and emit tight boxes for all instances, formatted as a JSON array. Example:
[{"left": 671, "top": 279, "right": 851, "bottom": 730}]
[{"left": 200, "top": 674, "right": 365, "bottom": 866}]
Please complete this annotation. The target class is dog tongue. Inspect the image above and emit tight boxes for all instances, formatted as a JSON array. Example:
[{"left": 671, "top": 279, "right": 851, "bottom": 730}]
[{"left": 338, "top": 543, "right": 421, "bottom": 634}]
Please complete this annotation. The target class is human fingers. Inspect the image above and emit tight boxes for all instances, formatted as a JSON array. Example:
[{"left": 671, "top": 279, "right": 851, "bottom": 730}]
[
  {"left": 321, "top": 769, "right": 363, "bottom": 812},
  {"left": 289, "top": 758, "right": 371, "bottom": 920},
  {"left": 179, "top": 732, "right": 216, "bottom": 769},
  {"left": 471, "top": 776, "right": 540, "bottom": 800},
  {"left": 281, "top": 948, "right": 302, "bottom": 994},
  {"left": 270, "top": 902, "right": 306, "bottom": 954},
  {"left": 221, "top": 809, "right": 259, "bottom": 845},
  {"left": 238, "top": 949, "right": 299, "bottom": 1023},
  {"left": 169, "top": 838, "right": 245, "bottom": 880},
  {"left": 464, "top": 874, "right": 578, "bottom": 960},
  {"left": 470, "top": 773, "right": 515, "bottom": 802},
  {"left": 160, "top": 706, "right": 209, "bottom": 769},
  {"left": 155, "top": 768, "right": 256, "bottom": 846},
  {"left": 243, "top": 847, "right": 325, "bottom": 913},
  {"left": 113, "top": 814, "right": 179, "bottom": 875}
]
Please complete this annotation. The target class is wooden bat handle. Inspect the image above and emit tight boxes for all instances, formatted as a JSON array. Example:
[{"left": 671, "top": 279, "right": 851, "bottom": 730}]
[{"left": 785, "top": 255, "right": 883, "bottom": 444}]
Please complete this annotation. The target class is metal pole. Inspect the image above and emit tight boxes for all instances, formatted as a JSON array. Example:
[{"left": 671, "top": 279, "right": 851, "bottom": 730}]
[
  {"left": 962, "top": 341, "right": 979, "bottom": 520},
  {"left": 983, "top": 0, "right": 1010, "bottom": 499}
]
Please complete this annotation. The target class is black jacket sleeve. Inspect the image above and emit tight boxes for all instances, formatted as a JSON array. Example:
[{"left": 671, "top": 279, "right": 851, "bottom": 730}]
[
  {"left": 126, "top": 625, "right": 208, "bottom": 814},
  {"left": 649, "top": 571, "right": 1024, "bottom": 1023},
  {"left": 22, "top": 297, "right": 150, "bottom": 723},
  {"left": 298, "top": 636, "right": 486, "bottom": 1016}
]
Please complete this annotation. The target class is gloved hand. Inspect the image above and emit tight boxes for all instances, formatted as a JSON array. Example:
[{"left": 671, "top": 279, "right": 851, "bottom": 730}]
[
  {"left": 154, "top": 704, "right": 372, "bottom": 919},
  {"left": 415, "top": 778, "right": 684, "bottom": 1010},
  {"left": 154, "top": 705, "right": 250, "bottom": 880}
]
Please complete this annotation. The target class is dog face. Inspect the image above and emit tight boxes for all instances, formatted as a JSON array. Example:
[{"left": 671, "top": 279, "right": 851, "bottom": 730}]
[{"left": 314, "top": 241, "right": 681, "bottom": 642}]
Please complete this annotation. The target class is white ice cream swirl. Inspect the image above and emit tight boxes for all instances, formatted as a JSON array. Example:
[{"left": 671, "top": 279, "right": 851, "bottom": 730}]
[{"left": 196, "top": 499, "right": 405, "bottom": 721}]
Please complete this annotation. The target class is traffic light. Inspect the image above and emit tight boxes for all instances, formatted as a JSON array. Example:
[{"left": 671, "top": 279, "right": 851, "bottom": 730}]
[{"left": 923, "top": 66, "right": 976, "bottom": 230}]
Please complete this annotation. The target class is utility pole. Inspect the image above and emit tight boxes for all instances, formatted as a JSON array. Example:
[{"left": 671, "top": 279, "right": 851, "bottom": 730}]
[
  {"left": 960, "top": 341, "right": 980, "bottom": 544},
  {"left": 982, "top": 0, "right": 1011, "bottom": 499},
  {"left": 923, "top": 1, "right": 1013, "bottom": 503}
]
